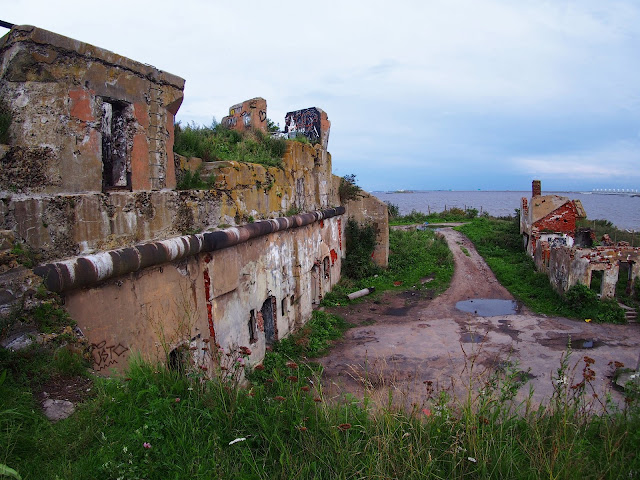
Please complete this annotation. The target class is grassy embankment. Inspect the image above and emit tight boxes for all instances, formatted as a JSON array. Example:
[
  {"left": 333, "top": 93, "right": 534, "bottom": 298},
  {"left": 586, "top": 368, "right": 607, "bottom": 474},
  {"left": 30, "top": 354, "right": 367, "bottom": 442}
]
[
  {"left": 321, "top": 221, "right": 454, "bottom": 305},
  {"left": 172, "top": 121, "right": 291, "bottom": 190},
  {"left": 2, "top": 225, "right": 640, "bottom": 478},
  {"left": 458, "top": 217, "right": 631, "bottom": 323}
]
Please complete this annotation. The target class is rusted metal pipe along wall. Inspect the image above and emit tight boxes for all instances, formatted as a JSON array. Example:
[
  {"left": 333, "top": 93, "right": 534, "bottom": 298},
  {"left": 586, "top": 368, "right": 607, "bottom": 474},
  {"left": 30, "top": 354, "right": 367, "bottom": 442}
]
[{"left": 35, "top": 207, "right": 345, "bottom": 293}]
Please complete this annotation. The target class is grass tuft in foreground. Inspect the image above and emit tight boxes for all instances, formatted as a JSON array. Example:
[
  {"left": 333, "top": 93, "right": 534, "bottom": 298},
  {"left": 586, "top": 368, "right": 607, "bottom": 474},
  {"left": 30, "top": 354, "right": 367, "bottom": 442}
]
[{"left": 3, "top": 326, "right": 640, "bottom": 478}]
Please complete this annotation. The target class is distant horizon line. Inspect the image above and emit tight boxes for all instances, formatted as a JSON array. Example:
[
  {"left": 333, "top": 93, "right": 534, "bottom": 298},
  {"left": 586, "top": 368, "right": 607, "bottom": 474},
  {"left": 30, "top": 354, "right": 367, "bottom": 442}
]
[{"left": 371, "top": 189, "right": 640, "bottom": 194}]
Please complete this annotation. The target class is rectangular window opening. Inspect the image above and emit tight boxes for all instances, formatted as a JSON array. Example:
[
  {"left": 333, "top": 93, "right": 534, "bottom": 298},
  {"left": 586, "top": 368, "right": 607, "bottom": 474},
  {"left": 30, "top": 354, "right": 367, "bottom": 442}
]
[
  {"left": 248, "top": 309, "right": 257, "bottom": 344},
  {"left": 101, "top": 99, "right": 131, "bottom": 191}
]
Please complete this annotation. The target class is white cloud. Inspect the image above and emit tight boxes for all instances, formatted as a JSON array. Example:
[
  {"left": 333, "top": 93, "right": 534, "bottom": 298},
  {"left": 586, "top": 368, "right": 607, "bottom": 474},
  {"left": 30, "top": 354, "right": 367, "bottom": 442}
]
[{"left": 513, "top": 141, "right": 640, "bottom": 180}]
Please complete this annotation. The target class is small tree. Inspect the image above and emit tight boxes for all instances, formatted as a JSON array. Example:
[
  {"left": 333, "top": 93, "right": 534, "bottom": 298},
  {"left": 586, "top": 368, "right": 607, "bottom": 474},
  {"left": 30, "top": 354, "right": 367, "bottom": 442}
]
[{"left": 339, "top": 174, "right": 362, "bottom": 203}]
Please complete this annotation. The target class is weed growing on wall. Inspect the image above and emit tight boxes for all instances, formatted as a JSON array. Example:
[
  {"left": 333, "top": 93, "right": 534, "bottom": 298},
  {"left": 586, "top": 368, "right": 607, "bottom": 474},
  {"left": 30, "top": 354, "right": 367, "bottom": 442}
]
[
  {"left": 176, "top": 168, "right": 216, "bottom": 190},
  {"left": 173, "top": 121, "right": 287, "bottom": 168},
  {"left": 385, "top": 201, "right": 400, "bottom": 219}
]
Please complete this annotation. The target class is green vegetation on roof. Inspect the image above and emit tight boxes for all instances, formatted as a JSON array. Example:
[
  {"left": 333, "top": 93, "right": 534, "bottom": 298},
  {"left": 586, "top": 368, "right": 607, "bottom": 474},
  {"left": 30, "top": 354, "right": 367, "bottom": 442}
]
[{"left": 173, "top": 120, "right": 287, "bottom": 168}]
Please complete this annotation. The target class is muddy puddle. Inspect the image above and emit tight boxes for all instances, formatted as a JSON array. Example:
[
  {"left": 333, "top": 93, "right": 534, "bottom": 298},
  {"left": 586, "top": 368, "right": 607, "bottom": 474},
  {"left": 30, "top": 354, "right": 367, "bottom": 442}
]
[
  {"left": 455, "top": 299, "right": 518, "bottom": 316},
  {"left": 460, "top": 332, "right": 485, "bottom": 343},
  {"left": 539, "top": 336, "right": 604, "bottom": 350}
]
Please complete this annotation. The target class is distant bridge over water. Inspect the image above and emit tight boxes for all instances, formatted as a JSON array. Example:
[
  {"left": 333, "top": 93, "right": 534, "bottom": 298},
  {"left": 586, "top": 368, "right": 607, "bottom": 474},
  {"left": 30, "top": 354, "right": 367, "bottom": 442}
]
[{"left": 585, "top": 189, "right": 639, "bottom": 197}]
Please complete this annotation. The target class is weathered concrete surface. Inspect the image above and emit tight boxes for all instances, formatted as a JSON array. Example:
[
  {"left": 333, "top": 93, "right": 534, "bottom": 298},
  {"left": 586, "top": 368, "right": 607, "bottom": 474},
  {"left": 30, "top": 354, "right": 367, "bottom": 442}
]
[
  {"left": 0, "top": 25, "right": 184, "bottom": 193},
  {"left": 319, "top": 228, "right": 640, "bottom": 410},
  {"left": 1, "top": 142, "right": 343, "bottom": 261},
  {"left": 35, "top": 207, "right": 345, "bottom": 293},
  {"left": 543, "top": 244, "right": 640, "bottom": 298},
  {"left": 64, "top": 215, "right": 344, "bottom": 374}
]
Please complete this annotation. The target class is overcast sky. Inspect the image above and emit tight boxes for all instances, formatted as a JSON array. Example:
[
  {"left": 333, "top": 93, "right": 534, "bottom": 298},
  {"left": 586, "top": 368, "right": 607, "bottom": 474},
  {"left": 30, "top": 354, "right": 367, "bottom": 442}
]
[{"left": 4, "top": 0, "right": 640, "bottom": 192}]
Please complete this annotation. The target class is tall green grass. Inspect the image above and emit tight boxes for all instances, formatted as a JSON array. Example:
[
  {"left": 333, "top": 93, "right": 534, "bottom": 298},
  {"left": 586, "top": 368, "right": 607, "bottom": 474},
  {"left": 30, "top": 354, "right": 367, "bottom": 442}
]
[
  {"left": 174, "top": 122, "right": 287, "bottom": 168},
  {"left": 323, "top": 227, "right": 454, "bottom": 305},
  {"left": 2, "top": 337, "right": 639, "bottom": 479}
]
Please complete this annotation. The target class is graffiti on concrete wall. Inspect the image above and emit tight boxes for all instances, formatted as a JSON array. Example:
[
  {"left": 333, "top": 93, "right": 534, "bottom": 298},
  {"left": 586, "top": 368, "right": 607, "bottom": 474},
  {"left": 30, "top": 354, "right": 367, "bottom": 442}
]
[
  {"left": 284, "top": 108, "right": 321, "bottom": 143},
  {"left": 90, "top": 340, "right": 129, "bottom": 371},
  {"left": 221, "top": 98, "right": 267, "bottom": 132}
]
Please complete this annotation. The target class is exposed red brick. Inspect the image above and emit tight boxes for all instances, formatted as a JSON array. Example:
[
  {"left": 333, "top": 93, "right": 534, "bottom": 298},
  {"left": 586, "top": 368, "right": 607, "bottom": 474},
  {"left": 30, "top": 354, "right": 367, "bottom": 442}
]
[{"left": 69, "top": 88, "right": 94, "bottom": 122}]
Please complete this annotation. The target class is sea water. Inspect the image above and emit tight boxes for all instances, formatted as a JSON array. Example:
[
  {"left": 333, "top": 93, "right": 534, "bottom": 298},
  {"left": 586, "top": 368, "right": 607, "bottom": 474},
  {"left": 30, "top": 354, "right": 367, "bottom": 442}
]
[{"left": 373, "top": 191, "right": 640, "bottom": 230}]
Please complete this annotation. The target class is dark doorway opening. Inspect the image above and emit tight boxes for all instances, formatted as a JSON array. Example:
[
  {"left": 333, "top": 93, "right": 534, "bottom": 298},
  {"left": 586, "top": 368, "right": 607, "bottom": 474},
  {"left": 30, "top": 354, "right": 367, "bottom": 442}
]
[
  {"left": 261, "top": 296, "right": 278, "bottom": 345},
  {"left": 590, "top": 270, "right": 604, "bottom": 296}
]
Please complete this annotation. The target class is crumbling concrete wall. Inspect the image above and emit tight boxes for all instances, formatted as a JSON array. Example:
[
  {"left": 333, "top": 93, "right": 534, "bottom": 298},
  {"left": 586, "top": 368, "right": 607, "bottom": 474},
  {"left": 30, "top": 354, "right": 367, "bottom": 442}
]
[
  {"left": 61, "top": 214, "right": 343, "bottom": 373},
  {"left": 1, "top": 142, "right": 338, "bottom": 261},
  {"left": 221, "top": 97, "right": 267, "bottom": 133},
  {"left": 0, "top": 25, "right": 389, "bottom": 377},
  {"left": 538, "top": 242, "right": 640, "bottom": 298},
  {"left": 0, "top": 25, "right": 184, "bottom": 193}
]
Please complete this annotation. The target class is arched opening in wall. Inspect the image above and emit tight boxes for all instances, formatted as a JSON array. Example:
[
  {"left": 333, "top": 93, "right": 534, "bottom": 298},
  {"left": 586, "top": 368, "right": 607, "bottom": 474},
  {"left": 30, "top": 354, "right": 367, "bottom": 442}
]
[
  {"left": 261, "top": 297, "right": 278, "bottom": 345},
  {"left": 589, "top": 270, "right": 604, "bottom": 297},
  {"left": 101, "top": 98, "right": 132, "bottom": 191},
  {"left": 311, "top": 265, "right": 319, "bottom": 305},
  {"left": 281, "top": 297, "right": 287, "bottom": 316},
  {"left": 248, "top": 309, "right": 258, "bottom": 345},
  {"left": 168, "top": 345, "right": 188, "bottom": 374}
]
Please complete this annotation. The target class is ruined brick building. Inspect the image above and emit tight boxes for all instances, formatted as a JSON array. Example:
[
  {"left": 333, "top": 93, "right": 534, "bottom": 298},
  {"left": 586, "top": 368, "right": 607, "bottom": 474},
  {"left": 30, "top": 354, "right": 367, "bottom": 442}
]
[
  {"left": 521, "top": 180, "right": 639, "bottom": 300},
  {"left": 0, "top": 25, "right": 388, "bottom": 372}
]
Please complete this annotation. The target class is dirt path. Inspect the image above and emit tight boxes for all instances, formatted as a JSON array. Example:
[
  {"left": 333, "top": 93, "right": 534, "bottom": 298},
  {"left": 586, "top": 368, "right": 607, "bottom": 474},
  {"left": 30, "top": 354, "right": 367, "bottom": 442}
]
[{"left": 318, "top": 228, "right": 640, "bottom": 410}]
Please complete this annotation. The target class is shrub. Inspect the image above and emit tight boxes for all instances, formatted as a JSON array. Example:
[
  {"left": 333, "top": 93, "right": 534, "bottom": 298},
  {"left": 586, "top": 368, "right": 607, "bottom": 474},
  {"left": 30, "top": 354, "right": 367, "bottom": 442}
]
[
  {"left": 564, "top": 284, "right": 598, "bottom": 311},
  {"left": 385, "top": 201, "right": 400, "bottom": 218},
  {"left": 564, "top": 283, "right": 626, "bottom": 323},
  {"left": 266, "top": 118, "right": 280, "bottom": 133},
  {"left": 53, "top": 347, "right": 88, "bottom": 376},
  {"left": 338, "top": 174, "right": 362, "bottom": 203},
  {"left": 176, "top": 168, "right": 215, "bottom": 190},
  {"left": 343, "top": 219, "right": 379, "bottom": 280}
]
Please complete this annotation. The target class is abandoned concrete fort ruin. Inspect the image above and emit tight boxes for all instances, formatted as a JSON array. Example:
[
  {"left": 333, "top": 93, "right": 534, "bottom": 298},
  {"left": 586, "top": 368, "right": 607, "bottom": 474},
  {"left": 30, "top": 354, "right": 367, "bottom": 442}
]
[
  {"left": 520, "top": 180, "right": 639, "bottom": 300},
  {"left": 0, "top": 25, "right": 389, "bottom": 373}
]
